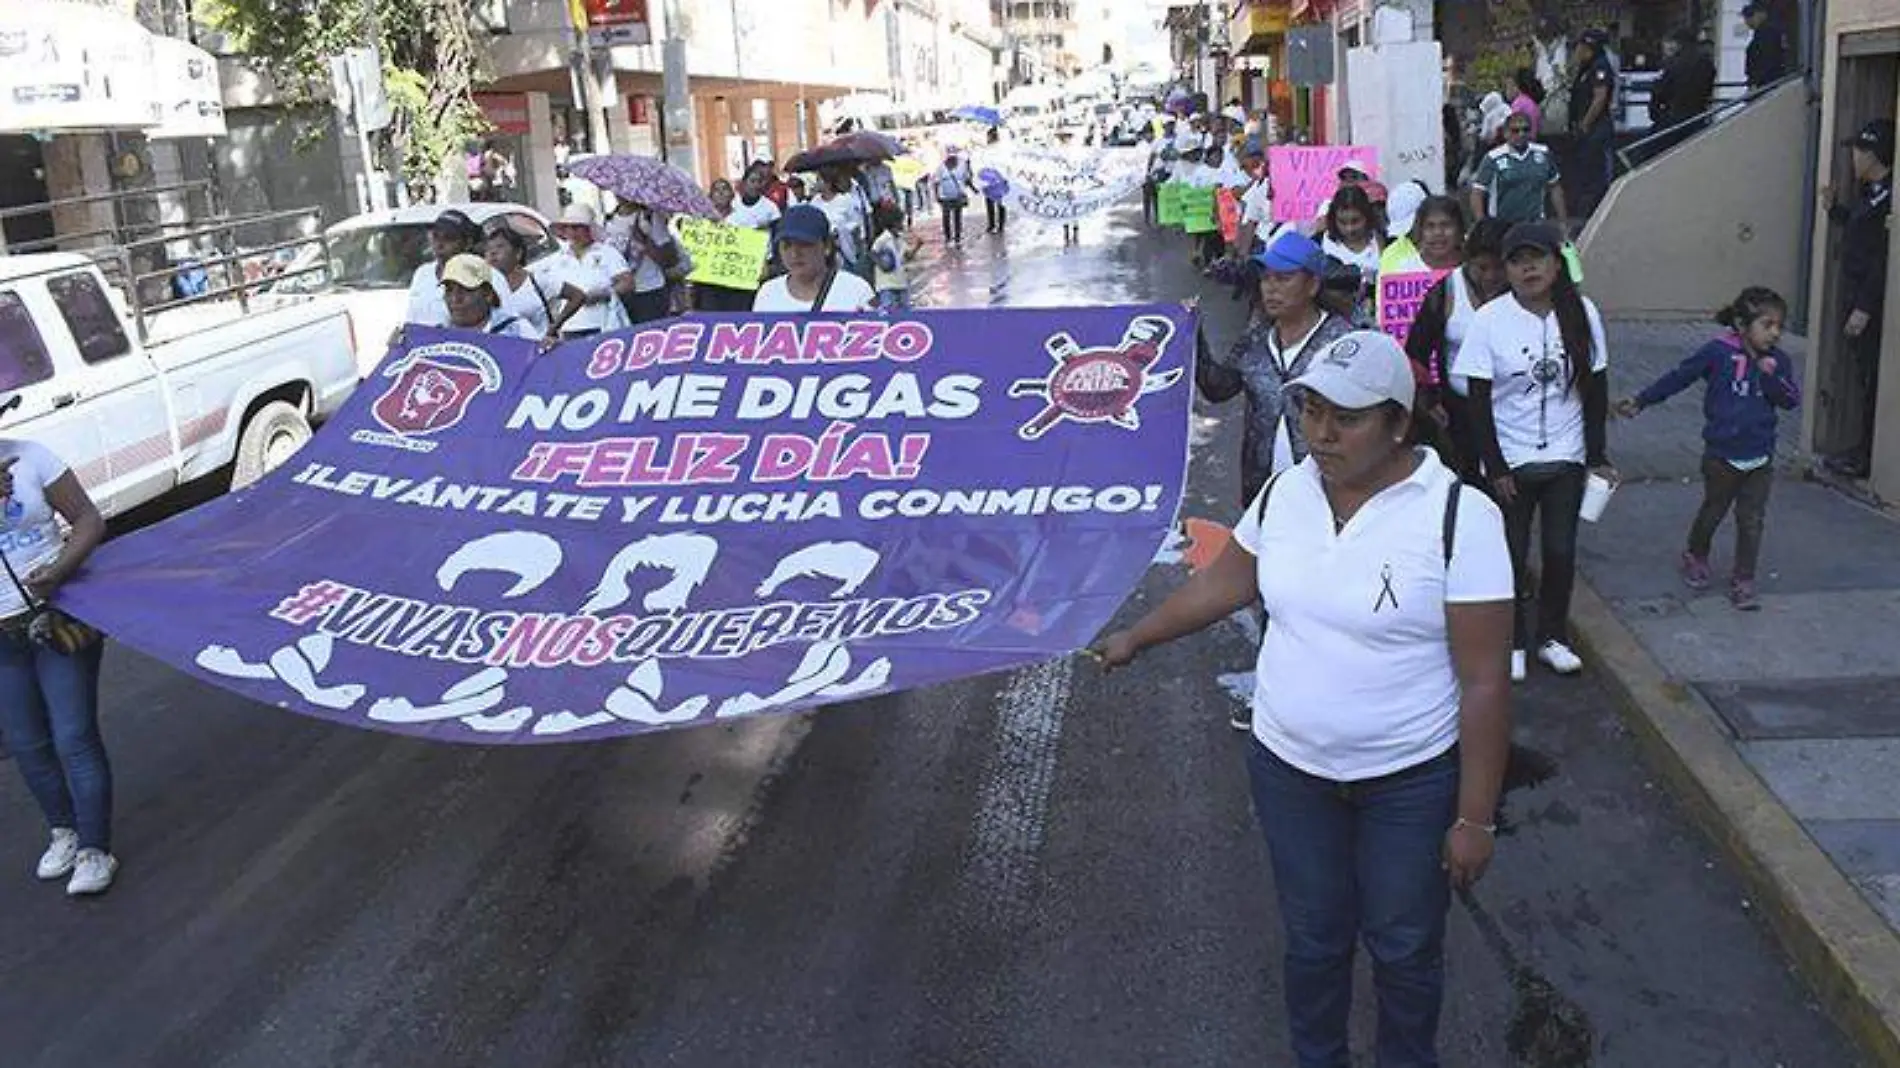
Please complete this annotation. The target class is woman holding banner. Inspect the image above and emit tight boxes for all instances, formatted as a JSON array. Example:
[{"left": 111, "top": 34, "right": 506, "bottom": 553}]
[
  {"left": 545, "top": 204, "right": 634, "bottom": 339},
  {"left": 752, "top": 205, "right": 876, "bottom": 313},
  {"left": 1198, "top": 231, "right": 1354, "bottom": 509},
  {"left": 1096, "top": 330, "right": 1515, "bottom": 1068},
  {"left": 0, "top": 429, "right": 115, "bottom": 896}
]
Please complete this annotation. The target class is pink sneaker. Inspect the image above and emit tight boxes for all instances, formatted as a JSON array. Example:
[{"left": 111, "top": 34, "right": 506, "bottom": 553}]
[
  {"left": 1729, "top": 578, "right": 1760, "bottom": 612},
  {"left": 1679, "top": 552, "right": 1712, "bottom": 591}
]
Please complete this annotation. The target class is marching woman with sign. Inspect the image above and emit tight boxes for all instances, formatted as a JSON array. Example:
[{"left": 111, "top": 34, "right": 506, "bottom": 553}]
[
  {"left": 0, "top": 430, "right": 115, "bottom": 895},
  {"left": 751, "top": 205, "right": 876, "bottom": 313},
  {"left": 1096, "top": 331, "right": 1515, "bottom": 1068},
  {"left": 1452, "top": 222, "right": 1614, "bottom": 682},
  {"left": 545, "top": 204, "right": 634, "bottom": 339}
]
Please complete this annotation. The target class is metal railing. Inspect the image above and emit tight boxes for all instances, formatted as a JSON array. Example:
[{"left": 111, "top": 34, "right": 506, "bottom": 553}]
[
  {"left": 2, "top": 194, "right": 332, "bottom": 345},
  {"left": 1614, "top": 73, "right": 1805, "bottom": 175}
]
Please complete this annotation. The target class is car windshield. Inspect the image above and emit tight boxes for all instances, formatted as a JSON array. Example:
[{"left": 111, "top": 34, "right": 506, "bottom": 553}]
[{"left": 324, "top": 224, "right": 433, "bottom": 290}]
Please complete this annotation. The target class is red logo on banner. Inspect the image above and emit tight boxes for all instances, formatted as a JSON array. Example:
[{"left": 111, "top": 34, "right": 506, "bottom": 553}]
[
  {"left": 1007, "top": 315, "right": 1184, "bottom": 440},
  {"left": 369, "top": 343, "right": 504, "bottom": 446}
]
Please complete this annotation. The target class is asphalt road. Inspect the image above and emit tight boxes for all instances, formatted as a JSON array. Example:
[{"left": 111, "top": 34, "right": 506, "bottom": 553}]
[{"left": 0, "top": 206, "right": 1856, "bottom": 1068}]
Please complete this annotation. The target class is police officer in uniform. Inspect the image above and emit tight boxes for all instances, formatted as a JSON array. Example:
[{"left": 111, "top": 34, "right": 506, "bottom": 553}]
[
  {"left": 1823, "top": 120, "right": 1894, "bottom": 479},
  {"left": 1567, "top": 29, "right": 1618, "bottom": 222}
]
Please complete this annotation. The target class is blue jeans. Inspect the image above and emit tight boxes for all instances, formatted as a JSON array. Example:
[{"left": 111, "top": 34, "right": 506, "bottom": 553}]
[
  {"left": 0, "top": 631, "right": 110, "bottom": 851},
  {"left": 1248, "top": 741, "right": 1459, "bottom": 1068}
]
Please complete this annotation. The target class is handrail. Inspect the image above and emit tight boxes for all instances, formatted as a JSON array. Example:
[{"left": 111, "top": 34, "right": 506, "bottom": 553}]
[
  {"left": 0, "top": 180, "right": 212, "bottom": 223},
  {"left": 1615, "top": 72, "right": 1804, "bottom": 173}
]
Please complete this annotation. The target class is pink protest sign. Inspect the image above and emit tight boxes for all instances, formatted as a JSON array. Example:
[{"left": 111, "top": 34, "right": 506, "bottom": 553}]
[
  {"left": 1377, "top": 269, "right": 1452, "bottom": 378},
  {"left": 1267, "top": 146, "right": 1380, "bottom": 223}
]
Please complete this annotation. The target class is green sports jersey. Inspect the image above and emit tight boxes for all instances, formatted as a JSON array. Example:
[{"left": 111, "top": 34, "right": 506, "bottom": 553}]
[{"left": 1473, "top": 144, "right": 1561, "bottom": 223}]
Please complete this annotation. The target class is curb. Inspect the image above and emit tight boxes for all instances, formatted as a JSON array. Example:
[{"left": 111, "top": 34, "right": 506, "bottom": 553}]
[{"left": 1570, "top": 579, "right": 1900, "bottom": 1066}]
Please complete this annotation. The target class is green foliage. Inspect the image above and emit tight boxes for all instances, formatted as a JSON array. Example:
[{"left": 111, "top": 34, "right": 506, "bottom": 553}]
[{"left": 199, "top": 0, "right": 488, "bottom": 195}]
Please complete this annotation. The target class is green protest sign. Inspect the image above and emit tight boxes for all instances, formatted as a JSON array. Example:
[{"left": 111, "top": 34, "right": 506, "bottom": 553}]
[
  {"left": 1157, "top": 181, "right": 1185, "bottom": 227},
  {"left": 1180, "top": 186, "right": 1217, "bottom": 234},
  {"left": 671, "top": 216, "right": 769, "bottom": 291}
]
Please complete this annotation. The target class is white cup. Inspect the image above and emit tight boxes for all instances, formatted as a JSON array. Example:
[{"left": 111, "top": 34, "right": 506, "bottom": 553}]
[{"left": 1579, "top": 472, "right": 1617, "bottom": 523}]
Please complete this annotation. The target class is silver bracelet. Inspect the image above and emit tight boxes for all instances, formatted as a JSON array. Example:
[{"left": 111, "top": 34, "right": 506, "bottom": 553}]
[{"left": 1453, "top": 817, "right": 1497, "bottom": 837}]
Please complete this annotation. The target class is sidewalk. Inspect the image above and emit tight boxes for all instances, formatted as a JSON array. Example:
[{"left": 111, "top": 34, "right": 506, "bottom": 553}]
[{"left": 1577, "top": 320, "right": 1900, "bottom": 1064}]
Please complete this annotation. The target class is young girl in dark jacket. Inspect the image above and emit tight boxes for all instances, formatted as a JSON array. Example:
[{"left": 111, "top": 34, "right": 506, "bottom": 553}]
[{"left": 1617, "top": 287, "right": 1800, "bottom": 611}]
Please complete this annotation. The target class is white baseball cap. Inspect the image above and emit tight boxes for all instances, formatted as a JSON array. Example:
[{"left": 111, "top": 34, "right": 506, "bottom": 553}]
[{"left": 1288, "top": 330, "right": 1416, "bottom": 411}]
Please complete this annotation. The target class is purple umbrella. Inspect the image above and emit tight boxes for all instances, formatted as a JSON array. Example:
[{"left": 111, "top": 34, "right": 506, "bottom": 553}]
[{"left": 567, "top": 154, "right": 720, "bottom": 218}]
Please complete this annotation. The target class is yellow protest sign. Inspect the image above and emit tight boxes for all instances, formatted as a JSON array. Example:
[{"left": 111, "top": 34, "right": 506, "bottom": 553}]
[
  {"left": 671, "top": 215, "right": 770, "bottom": 291},
  {"left": 890, "top": 156, "right": 927, "bottom": 190}
]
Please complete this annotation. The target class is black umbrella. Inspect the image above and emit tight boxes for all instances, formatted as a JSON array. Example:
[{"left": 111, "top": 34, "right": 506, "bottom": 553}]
[{"left": 785, "top": 131, "right": 908, "bottom": 172}]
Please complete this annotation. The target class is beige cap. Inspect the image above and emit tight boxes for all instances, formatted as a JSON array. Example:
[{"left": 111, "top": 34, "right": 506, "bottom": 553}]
[{"left": 439, "top": 253, "right": 493, "bottom": 293}]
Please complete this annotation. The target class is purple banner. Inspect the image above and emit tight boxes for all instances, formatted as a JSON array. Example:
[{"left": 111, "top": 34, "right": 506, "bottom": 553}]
[{"left": 59, "top": 306, "right": 1194, "bottom": 743}]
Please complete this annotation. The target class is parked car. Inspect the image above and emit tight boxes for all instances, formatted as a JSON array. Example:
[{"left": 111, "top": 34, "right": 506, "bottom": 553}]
[
  {"left": 0, "top": 252, "right": 360, "bottom": 515},
  {"left": 267, "top": 202, "right": 559, "bottom": 376}
]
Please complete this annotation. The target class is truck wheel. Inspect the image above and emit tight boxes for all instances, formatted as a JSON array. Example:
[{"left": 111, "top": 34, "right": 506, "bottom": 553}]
[{"left": 232, "top": 401, "right": 312, "bottom": 489}]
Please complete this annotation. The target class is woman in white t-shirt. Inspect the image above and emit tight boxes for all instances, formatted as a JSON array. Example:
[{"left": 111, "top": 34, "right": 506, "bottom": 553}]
[
  {"left": 1320, "top": 184, "right": 1383, "bottom": 327},
  {"left": 0, "top": 436, "right": 115, "bottom": 896},
  {"left": 1451, "top": 222, "right": 1615, "bottom": 681},
  {"left": 751, "top": 205, "right": 877, "bottom": 313},
  {"left": 1096, "top": 331, "right": 1514, "bottom": 1068},
  {"left": 481, "top": 225, "right": 552, "bottom": 338}
]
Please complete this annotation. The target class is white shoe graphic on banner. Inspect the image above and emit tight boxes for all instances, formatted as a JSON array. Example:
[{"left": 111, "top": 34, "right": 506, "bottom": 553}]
[
  {"left": 437, "top": 531, "right": 564, "bottom": 598},
  {"left": 582, "top": 533, "right": 719, "bottom": 614},
  {"left": 755, "top": 541, "right": 881, "bottom": 599},
  {"left": 461, "top": 707, "right": 536, "bottom": 733},
  {"left": 368, "top": 667, "right": 509, "bottom": 723},
  {"left": 716, "top": 642, "right": 894, "bottom": 718},
  {"left": 603, "top": 661, "right": 709, "bottom": 725},
  {"left": 196, "top": 636, "right": 364, "bottom": 710},
  {"left": 532, "top": 711, "right": 617, "bottom": 736}
]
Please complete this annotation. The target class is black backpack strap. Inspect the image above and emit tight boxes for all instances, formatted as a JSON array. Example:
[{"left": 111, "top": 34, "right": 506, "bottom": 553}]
[
  {"left": 1441, "top": 480, "right": 1461, "bottom": 567},
  {"left": 1250, "top": 469, "right": 1289, "bottom": 528},
  {"left": 488, "top": 315, "right": 519, "bottom": 335}
]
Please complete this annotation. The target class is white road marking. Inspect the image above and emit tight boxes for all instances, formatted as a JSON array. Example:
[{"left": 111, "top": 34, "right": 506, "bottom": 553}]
[{"left": 959, "top": 658, "right": 1075, "bottom": 926}]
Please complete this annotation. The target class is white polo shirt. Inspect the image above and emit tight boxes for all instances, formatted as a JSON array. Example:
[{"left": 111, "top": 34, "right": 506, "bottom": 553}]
[
  {"left": 1450, "top": 292, "right": 1609, "bottom": 469},
  {"left": 1233, "top": 450, "right": 1514, "bottom": 781},
  {"left": 726, "top": 196, "right": 782, "bottom": 230},
  {"left": 548, "top": 243, "right": 633, "bottom": 334}
]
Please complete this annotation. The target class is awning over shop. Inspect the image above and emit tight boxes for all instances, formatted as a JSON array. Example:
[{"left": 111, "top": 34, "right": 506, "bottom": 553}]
[
  {"left": 0, "top": 0, "right": 224, "bottom": 137},
  {"left": 1231, "top": 0, "right": 1292, "bottom": 55}
]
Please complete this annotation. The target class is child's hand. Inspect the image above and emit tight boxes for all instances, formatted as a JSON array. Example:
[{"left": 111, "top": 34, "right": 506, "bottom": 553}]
[
  {"left": 1614, "top": 397, "right": 1641, "bottom": 419},
  {"left": 1756, "top": 356, "right": 1778, "bottom": 375}
]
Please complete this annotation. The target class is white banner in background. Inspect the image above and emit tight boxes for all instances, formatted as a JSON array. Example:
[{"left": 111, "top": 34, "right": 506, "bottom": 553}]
[
  {"left": 1346, "top": 41, "right": 1445, "bottom": 196},
  {"left": 981, "top": 146, "right": 1150, "bottom": 222}
]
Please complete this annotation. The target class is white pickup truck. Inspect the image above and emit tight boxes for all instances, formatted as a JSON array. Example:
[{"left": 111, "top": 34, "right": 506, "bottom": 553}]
[{"left": 0, "top": 252, "right": 360, "bottom": 518}]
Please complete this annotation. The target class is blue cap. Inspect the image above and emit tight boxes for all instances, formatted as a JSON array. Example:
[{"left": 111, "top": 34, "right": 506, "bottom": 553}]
[
  {"left": 1253, "top": 231, "right": 1325, "bottom": 275},
  {"left": 778, "top": 204, "right": 832, "bottom": 246}
]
